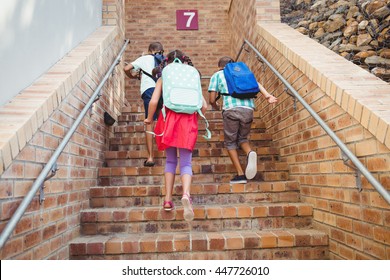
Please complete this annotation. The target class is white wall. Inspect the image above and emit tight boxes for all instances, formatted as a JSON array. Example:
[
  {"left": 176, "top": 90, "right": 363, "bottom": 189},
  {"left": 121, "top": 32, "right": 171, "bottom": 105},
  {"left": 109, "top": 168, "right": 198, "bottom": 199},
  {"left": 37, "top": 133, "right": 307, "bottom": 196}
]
[{"left": 0, "top": 0, "right": 102, "bottom": 107}]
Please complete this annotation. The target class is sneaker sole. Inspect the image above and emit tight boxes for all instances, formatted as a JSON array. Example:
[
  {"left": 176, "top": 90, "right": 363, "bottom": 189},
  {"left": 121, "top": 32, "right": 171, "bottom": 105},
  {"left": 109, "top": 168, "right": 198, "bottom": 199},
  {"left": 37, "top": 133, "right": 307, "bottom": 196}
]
[
  {"left": 245, "top": 151, "right": 257, "bottom": 180},
  {"left": 230, "top": 180, "right": 247, "bottom": 184},
  {"left": 230, "top": 179, "right": 247, "bottom": 184},
  {"left": 181, "top": 196, "right": 194, "bottom": 221}
]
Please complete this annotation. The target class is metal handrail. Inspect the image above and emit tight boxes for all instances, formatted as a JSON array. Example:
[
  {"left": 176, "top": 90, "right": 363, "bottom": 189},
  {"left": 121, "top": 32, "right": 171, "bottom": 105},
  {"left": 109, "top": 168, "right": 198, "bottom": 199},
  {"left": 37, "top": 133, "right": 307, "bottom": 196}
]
[
  {"left": 0, "top": 39, "right": 130, "bottom": 249},
  {"left": 239, "top": 39, "right": 390, "bottom": 205}
]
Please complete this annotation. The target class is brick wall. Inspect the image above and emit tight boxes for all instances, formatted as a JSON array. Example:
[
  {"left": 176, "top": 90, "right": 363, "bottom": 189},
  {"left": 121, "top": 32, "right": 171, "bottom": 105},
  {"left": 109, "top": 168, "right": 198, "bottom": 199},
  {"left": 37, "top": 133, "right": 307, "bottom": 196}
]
[
  {"left": 123, "top": 0, "right": 232, "bottom": 101},
  {"left": 229, "top": 0, "right": 390, "bottom": 259},
  {"left": 103, "top": 0, "right": 126, "bottom": 38},
  {"left": 0, "top": 26, "right": 125, "bottom": 259},
  {"left": 255, "top": 0, "right": 281, "bottom": 22}
]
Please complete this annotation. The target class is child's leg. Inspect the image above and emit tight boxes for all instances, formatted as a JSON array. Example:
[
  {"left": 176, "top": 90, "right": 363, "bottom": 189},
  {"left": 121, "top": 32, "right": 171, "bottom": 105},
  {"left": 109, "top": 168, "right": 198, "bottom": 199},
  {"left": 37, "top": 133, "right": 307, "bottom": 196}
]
[
  {"left": 142, "top": 88, "right": 157, "bottom": 165},
  {"left": 178, "top": 148, "right": 193, "bottom": 195},
  {"left": 178, "top": 148, "right": 193, "bottom": 175},
  {"left": 240, "top": 142, "right": 251, "bottom": 154},
  {"left": 178, "top": 148, "right": 194, "bottom": 221},
  {"left": 223, "top": 109, "right": 244, "bottom": 176},
  {"left": 237, "top": 108, "right": 257, "bottom": 180},
  {"left": 163, "top": 147, "right": 178, "bottom": 209},
  {"left": 179, "top": 149, "right": 194, "bottom": 221},
  {"left": 145, "top": 125, "right": 154, "bottom": 164},
  {"left": 227, "top": 149, "right": 244, "bottom": 175}
]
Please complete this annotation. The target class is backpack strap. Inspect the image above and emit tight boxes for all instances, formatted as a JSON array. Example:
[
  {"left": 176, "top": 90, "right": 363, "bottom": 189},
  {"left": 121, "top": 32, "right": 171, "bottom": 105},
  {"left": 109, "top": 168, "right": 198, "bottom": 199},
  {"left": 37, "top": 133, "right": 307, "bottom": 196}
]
[
  {"left": 140, "top": 54, "right": 165, "bottom": 82},
  {"left": 146, "top": 107, "right": 211, "bottom": 140},
  {"left": 145, "top": 107, "right": 166, "bottom": 137},
  {"left": 173, "top": 57, "right": 182, "bottom": 64},
  {"left": 145, "top": 129, "right": 164, "bottom": 137},
  {"left": 197, "top": 109, "right": 211, "bottom": 140},
  {"left": 140, "top": 69, "right": 158, "bottom": 82}
]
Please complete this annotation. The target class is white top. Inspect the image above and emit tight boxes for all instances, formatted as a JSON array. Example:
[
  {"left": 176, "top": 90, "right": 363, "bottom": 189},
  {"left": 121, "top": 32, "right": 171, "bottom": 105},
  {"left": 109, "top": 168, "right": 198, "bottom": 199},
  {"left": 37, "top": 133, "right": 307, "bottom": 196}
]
[{"left": 131, "top": 55, "right": 156, "bottom": 95}]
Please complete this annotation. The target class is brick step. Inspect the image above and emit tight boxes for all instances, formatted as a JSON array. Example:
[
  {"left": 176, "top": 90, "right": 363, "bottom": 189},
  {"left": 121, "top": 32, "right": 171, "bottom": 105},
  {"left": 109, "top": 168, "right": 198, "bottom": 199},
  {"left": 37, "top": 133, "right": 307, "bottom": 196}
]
[
  {"left": 117, "top": 111, "right": 226, "bottom": 124},
  {"left": 89, "top": 181, "right": 301, "bottom": 207},
  {"left": 113, "top": 120, "right": 227, "bottom": 133},
  {"left": 104, "top": 143, "right": 279, "bottom": 160},
  {"left": 110, "top": 121, "right": 270, "bottom": 145},
  {"left": 104, "top": 146, "right": 279, "bottom": 161},
  {"left": 120, "top": 105, "right": 266, "bottom": 118},
  {"left": 115, "top": 111, "right": 267, "bottom": 128},
  {"left": 90, "top": 191, "right": 301, "bottom": 208},
  {"left": 112, "top": 123, "right": 266, "bottom": 136},
  {"left": 80, "top": 202, "right": 313, "bottom": 235},
  {"left": 98, "top": 162, "right": 290, "bottom": 186},
  {"left": 99, "top": 161, "right": 289, "bottom": 175},
  {"left": 69, "top": 229, "right": 329, "bottom": 260},
  {"left": 121, "top": 104, "right": 144, "bottom": 114},
  {"left": 109, "top": 139, "right": 275, "bottom": 152},
  {"left": 104, "top": 150, "right": 280, "bottom": 167},
  {"left": 98, "top": 170, "right": 289, "bottom": 186},
  {"left": 109, "top": 140, "right": 273, "bottom": 151},
  {"left": 109, "top": 130, "right": 271, "bottom": 143},
  {"left": 104, "top": 156, "right": 281, "bottom": 168},
  {"left": 110, "top": 131, "right": 227, "bottom": 139}
]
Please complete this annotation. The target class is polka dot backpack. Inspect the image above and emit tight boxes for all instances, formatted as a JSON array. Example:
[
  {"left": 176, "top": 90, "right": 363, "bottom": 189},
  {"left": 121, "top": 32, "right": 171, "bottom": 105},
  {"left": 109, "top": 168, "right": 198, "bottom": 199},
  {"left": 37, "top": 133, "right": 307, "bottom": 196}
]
[{"left": 161, "top": 58, "right": 211, "bottom": 139}]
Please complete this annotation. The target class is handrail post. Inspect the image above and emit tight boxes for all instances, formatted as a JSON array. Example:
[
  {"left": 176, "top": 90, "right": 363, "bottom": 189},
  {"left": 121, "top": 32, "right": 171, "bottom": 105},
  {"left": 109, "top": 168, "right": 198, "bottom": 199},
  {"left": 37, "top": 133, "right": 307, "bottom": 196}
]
[
  {"left": 240, "top": 39, "right": 390, "bottom": 205},
  {"left": 0, "top": 39, "right": 130, "bottom": 249}
]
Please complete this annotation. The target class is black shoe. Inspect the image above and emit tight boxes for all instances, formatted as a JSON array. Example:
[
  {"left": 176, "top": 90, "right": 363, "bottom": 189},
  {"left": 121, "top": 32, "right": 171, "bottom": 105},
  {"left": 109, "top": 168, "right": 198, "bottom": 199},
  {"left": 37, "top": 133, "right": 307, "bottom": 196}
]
[{"left": 230, "top": 175, "right": 247, "bottom": 184}]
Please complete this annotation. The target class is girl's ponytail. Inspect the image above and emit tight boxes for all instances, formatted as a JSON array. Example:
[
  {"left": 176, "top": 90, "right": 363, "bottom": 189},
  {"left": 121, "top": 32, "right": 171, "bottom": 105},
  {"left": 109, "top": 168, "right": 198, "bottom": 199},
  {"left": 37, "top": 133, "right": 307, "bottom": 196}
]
[{"left": 182, "top": 55, "right": 194, "bottom": 66}]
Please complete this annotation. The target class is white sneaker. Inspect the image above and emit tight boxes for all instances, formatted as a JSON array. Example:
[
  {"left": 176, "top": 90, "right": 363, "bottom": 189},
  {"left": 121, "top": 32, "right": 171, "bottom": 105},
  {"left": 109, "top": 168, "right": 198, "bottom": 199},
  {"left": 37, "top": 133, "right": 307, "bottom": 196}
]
[
  {"left": 181, "top": 193, "right": 194, "bottom": 221},
  {"left": 245, "top": 151, "right": 257, "bottom": 180}
]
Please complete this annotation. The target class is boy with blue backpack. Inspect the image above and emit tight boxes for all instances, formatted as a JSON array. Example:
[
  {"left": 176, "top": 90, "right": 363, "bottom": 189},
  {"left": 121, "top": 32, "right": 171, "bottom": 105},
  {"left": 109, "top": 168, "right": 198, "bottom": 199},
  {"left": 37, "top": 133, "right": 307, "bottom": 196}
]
[
  {"left": 124, "top": 42, "right": 165, "bottom": 167},
  {"left": 208, "top": 56, "right": 278, "bottom": 184}
]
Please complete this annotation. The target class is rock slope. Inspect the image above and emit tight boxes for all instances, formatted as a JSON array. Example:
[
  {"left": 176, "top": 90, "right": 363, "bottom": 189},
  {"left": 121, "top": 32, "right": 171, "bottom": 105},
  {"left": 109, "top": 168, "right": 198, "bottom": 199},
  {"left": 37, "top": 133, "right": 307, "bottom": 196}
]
[{"left": 281, "top": 0, "right": 390, "bottom": 82}]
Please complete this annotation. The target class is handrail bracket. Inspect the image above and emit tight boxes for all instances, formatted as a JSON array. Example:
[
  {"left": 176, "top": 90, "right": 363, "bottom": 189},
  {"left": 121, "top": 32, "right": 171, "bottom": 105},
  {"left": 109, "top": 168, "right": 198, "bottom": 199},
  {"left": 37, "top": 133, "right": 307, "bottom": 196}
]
[
  {"left": 284, "top": 87, "right": 297, "bottom": 110},
  {"left": 39, "top": 163, "right": 59, "bottom": 204},
  {"left": 341, "top": 151, "right": 362, "bottom": 192}
]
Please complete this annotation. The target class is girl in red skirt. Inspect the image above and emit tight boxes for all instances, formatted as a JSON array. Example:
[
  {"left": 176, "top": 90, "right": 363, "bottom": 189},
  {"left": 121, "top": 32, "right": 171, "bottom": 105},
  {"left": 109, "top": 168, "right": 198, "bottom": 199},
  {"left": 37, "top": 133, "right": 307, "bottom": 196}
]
[{"left": 144, "top": 50, "right": 207, "bottom": 221}]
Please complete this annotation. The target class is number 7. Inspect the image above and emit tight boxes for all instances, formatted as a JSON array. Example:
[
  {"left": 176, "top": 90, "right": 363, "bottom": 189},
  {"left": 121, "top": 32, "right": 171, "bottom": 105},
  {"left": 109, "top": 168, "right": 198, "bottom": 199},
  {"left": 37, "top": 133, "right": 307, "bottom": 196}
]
[{"left": 183, "top": 12, "right": 195, "bottom": 28}]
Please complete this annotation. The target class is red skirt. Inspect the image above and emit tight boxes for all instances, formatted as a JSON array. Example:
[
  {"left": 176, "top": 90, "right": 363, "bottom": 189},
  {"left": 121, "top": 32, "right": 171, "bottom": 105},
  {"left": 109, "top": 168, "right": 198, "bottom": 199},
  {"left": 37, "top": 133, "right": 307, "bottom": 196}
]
[{"left": 154, "top": 108, "right": 199, "bottom": 151}]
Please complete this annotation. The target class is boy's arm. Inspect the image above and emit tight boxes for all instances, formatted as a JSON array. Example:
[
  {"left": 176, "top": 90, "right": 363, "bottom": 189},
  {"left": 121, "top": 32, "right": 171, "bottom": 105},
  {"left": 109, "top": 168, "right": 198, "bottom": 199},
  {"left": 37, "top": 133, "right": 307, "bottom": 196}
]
[
  {"left": 124, "top": 62, "right": 139, "bottom": 79},
  {"left": 208, "top": 72, "right": 222, "bottom": 110},
  {"left": 208, "top": 91, "right": 220, "bottom": 110},
  {"left": 124, "top": 62, "right": 133, "bottom": 72},
  {"left": 258, "top": 83, "right": 278, "bottom": 104}
]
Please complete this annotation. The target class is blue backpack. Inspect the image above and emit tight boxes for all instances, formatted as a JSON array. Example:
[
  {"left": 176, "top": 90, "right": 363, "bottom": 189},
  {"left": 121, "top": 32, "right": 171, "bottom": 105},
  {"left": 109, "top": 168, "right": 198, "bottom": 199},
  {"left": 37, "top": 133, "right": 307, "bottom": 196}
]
[
  {"left": 140, "top": 53, "right": 166, "bottom": 82},
  {"left": 223, "top": 62, "right": 260, "bottom": 99}
]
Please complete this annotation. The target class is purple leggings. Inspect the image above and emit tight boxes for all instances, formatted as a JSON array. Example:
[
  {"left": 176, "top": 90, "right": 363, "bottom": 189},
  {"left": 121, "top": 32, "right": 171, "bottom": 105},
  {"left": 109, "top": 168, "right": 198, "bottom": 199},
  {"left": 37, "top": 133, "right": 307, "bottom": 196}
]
[{"left": 165, "top": 147, "right": 193, "bottom": 176}]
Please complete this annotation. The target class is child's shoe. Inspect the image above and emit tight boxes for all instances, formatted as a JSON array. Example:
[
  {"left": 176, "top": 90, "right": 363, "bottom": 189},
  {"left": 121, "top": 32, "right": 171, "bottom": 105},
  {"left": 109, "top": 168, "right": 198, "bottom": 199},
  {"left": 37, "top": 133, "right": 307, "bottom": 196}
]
[
  {"left": 181, "top": 193, "right": 194, "bottom": 221},
  {"left": 163, "top": 201, "right": 174, "bottom": 211},
  {"left": 245, "top": 151, "right": 257, "bottom": 180},
  {"left": 230, "top": 175, "right": 247, "bottom": 184}
]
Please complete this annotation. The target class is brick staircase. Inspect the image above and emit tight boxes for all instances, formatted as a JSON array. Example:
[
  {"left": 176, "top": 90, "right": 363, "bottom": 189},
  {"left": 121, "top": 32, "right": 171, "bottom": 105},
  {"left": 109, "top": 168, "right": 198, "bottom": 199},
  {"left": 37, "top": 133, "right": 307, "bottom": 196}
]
[{"left": 69, "top": 100, "right": 329, "bottom": 260}]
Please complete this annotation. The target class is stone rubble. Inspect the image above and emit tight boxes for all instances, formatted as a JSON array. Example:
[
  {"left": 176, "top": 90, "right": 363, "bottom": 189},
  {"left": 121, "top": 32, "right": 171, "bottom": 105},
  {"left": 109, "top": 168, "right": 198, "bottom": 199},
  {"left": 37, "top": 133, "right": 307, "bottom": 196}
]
[{"left": 281, "top": 0, "right": 390, "bottom": 82}]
